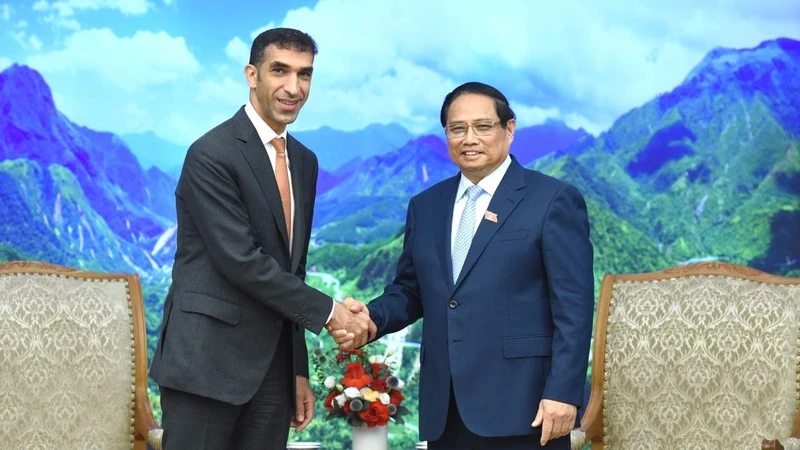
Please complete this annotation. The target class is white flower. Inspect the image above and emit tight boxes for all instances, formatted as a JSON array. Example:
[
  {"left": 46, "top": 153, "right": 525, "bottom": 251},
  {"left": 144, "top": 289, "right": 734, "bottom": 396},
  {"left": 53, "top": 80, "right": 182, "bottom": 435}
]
[
  {"left": 335, "top": 394, "right": 346, "bottom": 408},
  {"left": 397, "top": 379, "right": 405, "bottom": 389},
  {"left": 344, "top": 387, "right": 361, "bottom": 399},
  {"left": 378, "top": 393, "right": 391, "bottom": 405},
  {"left": 324, "top": 376, "right": 336, "bottom": 389},
  {"left": 336, "top": 384, "right": 344, "bottom": 392},
  {"left": 368, "top": 355, "right": 380, "bottom": 364}
]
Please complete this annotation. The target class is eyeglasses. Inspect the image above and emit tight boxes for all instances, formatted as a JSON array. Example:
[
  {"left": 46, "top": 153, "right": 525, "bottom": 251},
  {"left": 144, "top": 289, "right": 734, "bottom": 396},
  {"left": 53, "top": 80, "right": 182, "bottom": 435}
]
[{"left": 444, "top": 120, "right": 501, "bottom": 139}]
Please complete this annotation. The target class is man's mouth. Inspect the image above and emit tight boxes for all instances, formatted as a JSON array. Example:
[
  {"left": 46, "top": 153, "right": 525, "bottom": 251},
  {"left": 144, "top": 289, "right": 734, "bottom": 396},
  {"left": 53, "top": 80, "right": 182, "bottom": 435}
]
[
  {"left": 462, "top": 151, "right": 482, "bottom": 156},
  {"left": 278, "top": 98, "right": 301, "bottom": 108}
]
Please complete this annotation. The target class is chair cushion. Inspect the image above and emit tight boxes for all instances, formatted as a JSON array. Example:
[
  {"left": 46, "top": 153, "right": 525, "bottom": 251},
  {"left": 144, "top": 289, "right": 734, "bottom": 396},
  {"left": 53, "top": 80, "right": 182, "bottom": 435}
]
[
  {"left": 0, "top": 273, "right": 136, "bottom": 448},
  {"left": 602, "top": 275, "right": 800, "bottom": 449}
]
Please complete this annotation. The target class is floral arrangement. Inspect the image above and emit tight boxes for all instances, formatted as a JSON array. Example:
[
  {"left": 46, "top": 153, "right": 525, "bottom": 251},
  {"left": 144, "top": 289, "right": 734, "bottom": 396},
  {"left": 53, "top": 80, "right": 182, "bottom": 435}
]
[{"left": 311, "top": 347, "right": 409, "bottom": 427}]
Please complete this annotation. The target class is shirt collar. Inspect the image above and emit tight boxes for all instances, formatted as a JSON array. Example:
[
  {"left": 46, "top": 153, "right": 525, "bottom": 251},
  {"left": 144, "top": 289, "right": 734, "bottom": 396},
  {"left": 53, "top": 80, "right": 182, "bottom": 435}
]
[
  {"left": 455, "top": 155, "right": 512, "bottom": 201},
  {"left": 244, "top": 101, "right": 288, "bottom": 145}
]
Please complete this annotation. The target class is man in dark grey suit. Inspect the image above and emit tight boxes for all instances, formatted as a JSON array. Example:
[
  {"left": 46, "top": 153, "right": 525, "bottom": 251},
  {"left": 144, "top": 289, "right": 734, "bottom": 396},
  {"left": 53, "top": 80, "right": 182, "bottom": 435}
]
[{"left": 149, "top": 28, "right": 373, "bottom": 449}]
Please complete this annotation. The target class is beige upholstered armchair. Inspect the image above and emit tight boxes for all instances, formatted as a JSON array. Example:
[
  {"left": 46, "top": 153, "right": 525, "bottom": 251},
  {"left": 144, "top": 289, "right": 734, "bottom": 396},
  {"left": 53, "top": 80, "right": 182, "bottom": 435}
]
[
  {"left": 570, "top": 262, "right": 800, "bottom": 450},
  {"left": 0, "top": 261, "right": 163, "bottom": 449}
]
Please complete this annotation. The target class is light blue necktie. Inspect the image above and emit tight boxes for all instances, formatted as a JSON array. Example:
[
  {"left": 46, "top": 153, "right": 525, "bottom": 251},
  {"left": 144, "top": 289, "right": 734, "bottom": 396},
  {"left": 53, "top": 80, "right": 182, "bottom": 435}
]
[{"left": 451, "top": 185, "right": 484, "bottom": 283}]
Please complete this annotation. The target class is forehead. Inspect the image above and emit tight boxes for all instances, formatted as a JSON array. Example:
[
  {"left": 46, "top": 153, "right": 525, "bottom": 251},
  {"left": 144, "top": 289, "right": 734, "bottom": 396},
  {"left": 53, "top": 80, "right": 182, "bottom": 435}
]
[
  {"left": 263, "top": 44, "right": 314, "bottom": 67},
  {"left": 447, "top": 93, "right": 497, "bottom": 122}
]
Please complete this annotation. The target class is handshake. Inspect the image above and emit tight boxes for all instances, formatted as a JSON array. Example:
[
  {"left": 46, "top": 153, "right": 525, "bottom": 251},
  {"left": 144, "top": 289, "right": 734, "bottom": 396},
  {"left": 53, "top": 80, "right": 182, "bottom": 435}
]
[{"left": 326, "top": 297, "right": 376, "bottom": 350}]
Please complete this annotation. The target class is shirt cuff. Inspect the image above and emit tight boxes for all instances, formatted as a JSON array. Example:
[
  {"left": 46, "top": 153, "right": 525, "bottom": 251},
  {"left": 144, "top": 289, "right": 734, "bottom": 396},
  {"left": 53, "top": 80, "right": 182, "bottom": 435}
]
[{"left": 325, "top": 298, "right": 336, "bottom": 324}]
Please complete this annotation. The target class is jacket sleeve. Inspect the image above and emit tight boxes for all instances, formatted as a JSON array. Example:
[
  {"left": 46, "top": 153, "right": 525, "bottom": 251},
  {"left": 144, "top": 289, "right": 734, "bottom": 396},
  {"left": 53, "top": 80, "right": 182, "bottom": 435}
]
[
  {"left": 180, "top": 141, "right": 332, "bottom": 334},
  {"left": 366, "top": 198, "right": 424, "bottom": 339}
]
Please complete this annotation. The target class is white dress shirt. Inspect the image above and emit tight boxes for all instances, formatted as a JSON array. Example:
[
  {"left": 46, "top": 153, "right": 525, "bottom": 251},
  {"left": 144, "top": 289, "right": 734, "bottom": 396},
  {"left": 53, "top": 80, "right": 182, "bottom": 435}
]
[
  {"left": 244, "top": 101, "right": 336, "bottom": 324},
  {"left": 451, "top": 155, "right": 512, "bottom": 249},
  {"left": 244, "top": 102, "right": 295, "bottom": 251}
]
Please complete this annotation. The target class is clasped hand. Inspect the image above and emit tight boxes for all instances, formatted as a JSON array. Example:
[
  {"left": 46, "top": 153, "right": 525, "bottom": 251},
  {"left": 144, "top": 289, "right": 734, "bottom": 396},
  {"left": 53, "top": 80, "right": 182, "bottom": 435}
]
[{"left": 325, "top": 297, "right": 375, "bottom": 350}]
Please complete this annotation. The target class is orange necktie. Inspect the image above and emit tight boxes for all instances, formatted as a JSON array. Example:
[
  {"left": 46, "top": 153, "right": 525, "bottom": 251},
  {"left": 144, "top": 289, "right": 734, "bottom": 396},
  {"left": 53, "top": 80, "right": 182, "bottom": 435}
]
[{"left": 271, "top": 137, "right": 292, "bottom": 244}]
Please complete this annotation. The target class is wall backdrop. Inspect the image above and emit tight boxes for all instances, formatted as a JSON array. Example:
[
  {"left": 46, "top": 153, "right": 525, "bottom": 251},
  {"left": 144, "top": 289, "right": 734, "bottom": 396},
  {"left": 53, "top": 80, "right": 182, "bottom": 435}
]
[{"left": 1, "top": 1, "right": 799, "bottom": 447}]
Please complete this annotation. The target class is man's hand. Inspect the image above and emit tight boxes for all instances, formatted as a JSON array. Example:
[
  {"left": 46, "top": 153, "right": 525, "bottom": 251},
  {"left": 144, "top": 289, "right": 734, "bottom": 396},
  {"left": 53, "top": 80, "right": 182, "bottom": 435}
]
[
  {"left": 291, "top": 376, "right": 314, "bottom": 432},
  {"left": 531, "top": 399, "right": 577, "bottom": 445},
  {"left": 326, "top": 298, "right": 375, "bottom": 350}
]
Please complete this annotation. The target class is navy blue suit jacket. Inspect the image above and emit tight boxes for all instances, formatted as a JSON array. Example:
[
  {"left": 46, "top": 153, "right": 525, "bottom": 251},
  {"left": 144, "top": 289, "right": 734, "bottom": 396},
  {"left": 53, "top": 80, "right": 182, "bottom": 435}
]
[{"left": 367, "top": 158, "right": 594, "bottom": 441}]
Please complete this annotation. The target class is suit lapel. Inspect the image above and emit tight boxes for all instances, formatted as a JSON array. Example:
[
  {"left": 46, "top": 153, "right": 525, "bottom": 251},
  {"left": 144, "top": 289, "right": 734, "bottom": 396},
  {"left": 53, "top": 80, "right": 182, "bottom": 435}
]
[
  {"left": 435, "top": 176, "right": 460, "bottom": 293},
  {"left": 234, "top": 107, "right": 291, "bottom": 255},
  {"left": 287, "top": 134, "right": 305, "bottom": 273},
  {"left": 453, "top": 160, "right": 526, "bottom": 290}
]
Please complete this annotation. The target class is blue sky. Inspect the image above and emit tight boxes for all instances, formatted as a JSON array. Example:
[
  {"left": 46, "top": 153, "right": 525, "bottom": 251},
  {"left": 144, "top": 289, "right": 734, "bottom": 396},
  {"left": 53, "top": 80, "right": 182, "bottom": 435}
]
[{"left": 1, "top": 0, "right": 799, "bottom": 145}]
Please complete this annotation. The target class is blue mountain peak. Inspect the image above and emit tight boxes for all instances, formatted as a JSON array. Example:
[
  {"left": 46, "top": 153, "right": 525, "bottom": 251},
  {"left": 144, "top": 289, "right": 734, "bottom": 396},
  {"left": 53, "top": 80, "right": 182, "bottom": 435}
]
[
  {"left": 683, "top": 37, "right": 799, "bottom": 85},
  {"left": 0, "top": 64, "right": 59, "bottom": 133}
]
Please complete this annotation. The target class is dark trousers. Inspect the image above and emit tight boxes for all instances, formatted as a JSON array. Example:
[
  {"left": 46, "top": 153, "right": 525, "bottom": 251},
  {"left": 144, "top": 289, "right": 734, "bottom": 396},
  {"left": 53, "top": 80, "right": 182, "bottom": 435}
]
[
  {"left": 160, "top": 324, "right": 294, "bottom": 450},
  {"left": 429, "top": 385, "right": 570, "bottom": 450}
]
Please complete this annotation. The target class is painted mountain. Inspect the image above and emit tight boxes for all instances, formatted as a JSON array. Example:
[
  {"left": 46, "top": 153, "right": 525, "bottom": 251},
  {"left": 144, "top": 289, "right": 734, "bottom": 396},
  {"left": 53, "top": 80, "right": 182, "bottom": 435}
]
[
  {"left": 121, "top": 131, "right": 187, "bottom": 179},
  {"left": 0, "top": 64, "right": 179, "bottom": 357},
  {"left": 311, "top": 121, "right": 589, "bottom": 244},
  {"left": 293, "top": 123, "right": 414, "bottom": 171},
  {"left": 311, "top": 38, "right": 800, "bottom": 281}
]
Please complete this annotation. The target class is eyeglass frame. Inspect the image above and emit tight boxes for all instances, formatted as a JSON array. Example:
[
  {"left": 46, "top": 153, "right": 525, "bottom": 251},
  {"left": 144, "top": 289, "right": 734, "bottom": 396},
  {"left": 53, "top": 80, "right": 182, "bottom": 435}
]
[{"left": 443, "top": 119, "right": 504, "bottom": 139}]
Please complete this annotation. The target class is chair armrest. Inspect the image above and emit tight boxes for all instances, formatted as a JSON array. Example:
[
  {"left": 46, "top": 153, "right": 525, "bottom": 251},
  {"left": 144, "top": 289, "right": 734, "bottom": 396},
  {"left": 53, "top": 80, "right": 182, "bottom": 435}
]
[
  {"left": 134, "top": 385, "right": 162, "bottom": 450},
  {"left": 570, "top": 429, "right": 587, "bottom": 450},
  {"left": 763, "top": 438, "right": 800, "bottom": 450}
]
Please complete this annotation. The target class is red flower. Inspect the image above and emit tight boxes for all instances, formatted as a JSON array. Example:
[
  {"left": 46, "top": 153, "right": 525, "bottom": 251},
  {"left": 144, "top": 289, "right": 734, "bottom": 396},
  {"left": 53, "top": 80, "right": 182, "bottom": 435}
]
[
  {"left": 370, "top": 363, "right": 388, "bottom": 378},
  {"left": 359, "top": 401, "right": 390, "bottom": 427},
  {"left": 389, "top": 390, "right": 404, "bottom": 406},
  {"left": 324, "top": 391, "right": 338, "bottom": 409},
  {"left": 371, "top": 378, "right": 387, "bottom": 392},
  {"left": 343, "top": 400, "right": 352, "bottom": 414},
  {"left": 342, "top": 362, "right": 372, "bottom": 389}
]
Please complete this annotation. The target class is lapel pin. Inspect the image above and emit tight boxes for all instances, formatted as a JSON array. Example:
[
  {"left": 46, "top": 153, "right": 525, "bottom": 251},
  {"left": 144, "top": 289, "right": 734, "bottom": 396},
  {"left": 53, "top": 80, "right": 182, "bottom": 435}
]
[{"left": 484, "top": 210, "right": 498, "bottom": 223}]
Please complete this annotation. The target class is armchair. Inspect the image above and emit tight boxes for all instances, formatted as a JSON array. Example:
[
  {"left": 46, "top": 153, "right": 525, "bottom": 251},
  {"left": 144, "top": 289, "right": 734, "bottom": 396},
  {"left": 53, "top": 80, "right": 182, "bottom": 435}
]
[
  {"left": 0, "top": 261, "right": 162, "bottom": 449},
  {"left": 571, "top": 262, "right": 800, "bottom": 449}
]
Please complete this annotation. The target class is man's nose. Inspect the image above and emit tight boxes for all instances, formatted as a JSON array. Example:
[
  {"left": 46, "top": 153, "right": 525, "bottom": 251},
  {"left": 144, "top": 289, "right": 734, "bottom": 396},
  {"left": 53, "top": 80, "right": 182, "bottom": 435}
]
[
  {"left": 462, "top": 125, "right": 479, "bottom": 144},
  {"left": 283, "top": 74, "right": 300, "bottom": 96}
]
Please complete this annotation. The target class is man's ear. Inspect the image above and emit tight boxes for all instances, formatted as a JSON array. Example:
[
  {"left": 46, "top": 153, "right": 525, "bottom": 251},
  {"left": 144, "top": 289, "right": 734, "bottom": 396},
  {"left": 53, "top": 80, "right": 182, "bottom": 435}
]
[
  {"left": 244, "top": 64, "right": 258, "bottom": 89},
  {"left": 506, "top": 118, "right": 516, "bottom": 143}
]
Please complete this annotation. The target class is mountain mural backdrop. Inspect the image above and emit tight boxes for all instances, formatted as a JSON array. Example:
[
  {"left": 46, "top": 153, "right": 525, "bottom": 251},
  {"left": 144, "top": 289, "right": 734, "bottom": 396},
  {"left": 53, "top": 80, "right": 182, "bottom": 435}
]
[{"left": 0, "top": 37, "right": 798, "bottom": 445}]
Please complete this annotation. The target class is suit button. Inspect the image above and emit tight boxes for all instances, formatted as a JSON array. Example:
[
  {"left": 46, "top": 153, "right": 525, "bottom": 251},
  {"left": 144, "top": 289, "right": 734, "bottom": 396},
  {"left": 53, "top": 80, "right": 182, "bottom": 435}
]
[{"left": 449, "top": 300, "right": 458, "bottom": 309}]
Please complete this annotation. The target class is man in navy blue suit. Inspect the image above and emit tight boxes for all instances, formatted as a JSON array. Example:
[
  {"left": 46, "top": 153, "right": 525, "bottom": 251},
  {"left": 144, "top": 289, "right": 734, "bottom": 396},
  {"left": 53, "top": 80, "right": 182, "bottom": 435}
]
[{"left": 333, "top": 82, "right": 594, "bottom": 449}]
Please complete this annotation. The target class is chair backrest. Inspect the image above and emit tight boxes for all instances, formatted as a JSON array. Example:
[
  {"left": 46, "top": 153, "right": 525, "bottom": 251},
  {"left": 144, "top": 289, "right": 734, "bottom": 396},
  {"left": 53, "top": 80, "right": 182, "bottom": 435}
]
[
  {"left": 0, "top": 261, "right": 147, "bottom": 449},
  {"left": 582, "top": 262, "right": 800, "bottom": 449}
]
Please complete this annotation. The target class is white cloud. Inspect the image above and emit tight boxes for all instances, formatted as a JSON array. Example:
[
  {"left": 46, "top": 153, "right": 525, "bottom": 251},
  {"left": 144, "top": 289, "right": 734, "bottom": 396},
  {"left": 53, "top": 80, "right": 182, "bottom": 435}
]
[
  {"left": 42, "top": 13, "right": 81, "bottom": 30},
  {"left": 224, "top": 37, "right": 249, "bottom": 65},
  {"left": 27, "top": 28, "right": 200, "bottom": 90},
  {"left": 255, "top": 0, "right": 800, "bottom": 134},
  {"left": 562, "top": 113, "right": 605, "bottom": 136},
  {"left": 28, "top": 35, "right": 43, "bottom": 51},
  {"left": 197, "top": 75, "right": 246, "bottom": 106},
  {"left": 1, "top": 4, "right": 10, "bottom": 21},
  {"left": 511, "top": 103, "right": 561, "bottom": 128},
  {"left": 48, "top": 0, "right": 153, "bottom": 16},
  {"left": 0, "top": 57, "right": 11, "bottom": 71},
  {"left": 33, "top": 1, "right": 49, "bottom": 12}
]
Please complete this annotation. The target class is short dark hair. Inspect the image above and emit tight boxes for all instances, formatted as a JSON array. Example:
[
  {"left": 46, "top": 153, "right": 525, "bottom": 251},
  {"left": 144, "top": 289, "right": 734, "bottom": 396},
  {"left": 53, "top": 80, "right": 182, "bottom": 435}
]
[
  {"left": 439, "top": 82, "right": 516, "bottom": 128},
  {"left": 249, "top": 28, "right": 318, "bottom": 67}
]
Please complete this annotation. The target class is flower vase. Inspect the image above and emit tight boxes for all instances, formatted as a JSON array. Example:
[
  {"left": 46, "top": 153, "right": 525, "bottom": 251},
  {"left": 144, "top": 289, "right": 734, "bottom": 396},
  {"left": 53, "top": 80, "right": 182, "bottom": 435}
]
[{"left": 351, "top": 423, "right": 388, "bottom": 450}]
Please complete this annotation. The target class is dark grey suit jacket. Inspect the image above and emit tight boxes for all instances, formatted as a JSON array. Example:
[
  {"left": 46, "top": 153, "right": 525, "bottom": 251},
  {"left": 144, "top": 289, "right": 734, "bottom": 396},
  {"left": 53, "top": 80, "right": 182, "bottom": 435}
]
[{"left": 149, "top": 106, "right": 332, "bottom": 405}]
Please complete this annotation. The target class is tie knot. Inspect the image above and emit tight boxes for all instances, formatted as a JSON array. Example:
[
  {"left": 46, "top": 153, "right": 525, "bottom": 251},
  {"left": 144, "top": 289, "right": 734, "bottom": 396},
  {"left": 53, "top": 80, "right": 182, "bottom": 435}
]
[
  {"left": 271, "top": 137, "right": 286, "bottom": 154},
  {"left": 464, "top": 185, "right": 483, "bottom": 202}
]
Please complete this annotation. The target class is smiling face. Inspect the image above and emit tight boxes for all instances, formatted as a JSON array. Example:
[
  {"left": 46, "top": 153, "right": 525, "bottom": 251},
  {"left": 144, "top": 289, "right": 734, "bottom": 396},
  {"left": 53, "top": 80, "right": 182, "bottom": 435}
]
[
  {"left": 444, "top": 93, "right": 515, "bottom": 184},
  {"left": 245, "top": 44, "right": 314, "bottom": 134}
]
